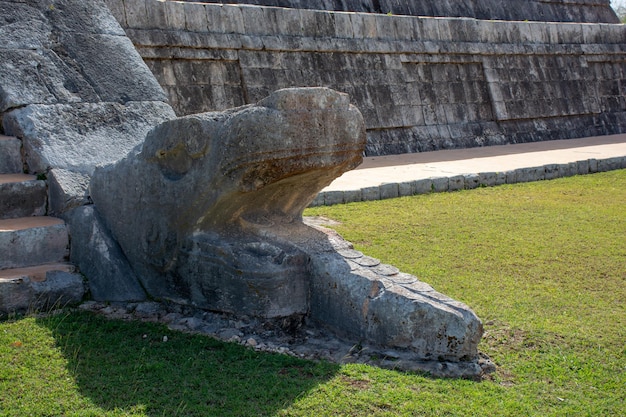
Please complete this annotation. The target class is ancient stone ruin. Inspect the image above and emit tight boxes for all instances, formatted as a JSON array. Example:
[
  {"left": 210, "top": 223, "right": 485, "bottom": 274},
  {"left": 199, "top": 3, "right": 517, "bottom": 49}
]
[
  {"left": 1, "top": 0, "right": 625, "bottom": 377},
  {"left": 90, "top": 87, "right": 366, "bottom": 318},
  {"left": 89, "top": 87, "right": 483, "bottom": 369},
  {"left": 106, "top": 0, "right": 626, "bottom": 155}
]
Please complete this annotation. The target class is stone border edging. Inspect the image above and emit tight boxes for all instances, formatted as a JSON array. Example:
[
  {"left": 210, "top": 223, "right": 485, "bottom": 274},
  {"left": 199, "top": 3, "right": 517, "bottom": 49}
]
[
  {"left": 75, "top": 300, "right": 495, "bottom": 379},
  {"left": 311, "top": 156, "right": 626, "bottom": 206}
]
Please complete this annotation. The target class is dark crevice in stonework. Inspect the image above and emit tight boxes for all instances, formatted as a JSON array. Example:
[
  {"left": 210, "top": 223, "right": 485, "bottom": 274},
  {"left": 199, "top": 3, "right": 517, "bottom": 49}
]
[
  {"left": 371, "top": 0, "right": 382, "bottom": 14},
  {"left": 238, "top": 57, "right": 251, "bottom": 106}
]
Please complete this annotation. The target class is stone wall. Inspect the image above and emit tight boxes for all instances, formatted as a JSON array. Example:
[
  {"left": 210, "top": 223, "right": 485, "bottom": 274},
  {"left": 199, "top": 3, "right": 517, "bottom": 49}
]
[
  {"left": 0, "top": 0, "right": 175, "bottom": 175},
  {"left": 173, "top": 0, "right": 620, "bottom": 24},
  {"left": 106, "top": 0, "right": 626, "bottom": 155}
]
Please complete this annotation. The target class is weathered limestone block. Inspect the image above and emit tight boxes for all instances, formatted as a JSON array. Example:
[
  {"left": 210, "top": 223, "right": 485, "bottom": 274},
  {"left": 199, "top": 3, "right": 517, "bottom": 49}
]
[
  {"left": 0, "top": 217, "right": 69, "bottom": 270},
  {"left": 448, "top": 175, "right": 465, "bottom": 191},
  {"left": 0, "top": 177, "right": 47, "bottom": 219},
  {"left": 31, "top": 270, "right": 86, "bottom": 310},
  {"left": 432, "top": 177, "right": 449, "bottom": 192},
  {"left": 305, "top": 224, "right": 482, "bottom": 362},
  {"left": 361, "top": 186, "right": 381, "bottom": 201},
  {"left": 0, "top": 50, "right": 63, "bottom": 112},
  {"left": 91, "top": 88, "right": 483, "bottom": 366},
  {"left": 48, "top": 169, "right": 91, "bottom": 216},
  {"left": 65, "top": 206, "right": 147, "bottom": 302},
  {"left": 0, "top": 269, "right": 85, "bottom": 315},
  {"left": 0, "top": 1, "right": 50, "bottom": 51},
  {"left": 55, "top": 32, "right": 169, "bottom": 104},
  {"left": 323, "top": 191, "right": 345, "bottom": 206},
  {"left": 343, "top": 189, "right": 362, "bottom": 203},
  {"left": 0, "top": 136, "right": 22, "bottom": 174},
  {"left": 36, "top": 0, "right": 126, "bottom": 36},
  {"left": 3, "top": 101, "right": 176, "bottom": 175},
  {"left": 0, "top": 276, "right": 33, "bottom": 314},
  {"left": 379, "top": 183, "right": 399, "bottom": 200},
  {"left": 0, "top": 0, "right": 166, "bottom": 112}
]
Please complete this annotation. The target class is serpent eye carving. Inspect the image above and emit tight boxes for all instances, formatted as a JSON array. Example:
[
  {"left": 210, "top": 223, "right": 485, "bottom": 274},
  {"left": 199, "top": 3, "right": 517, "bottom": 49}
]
[
  {"left": 146, "top": 119, "right": 211, "bottom": 180},
  {"left": 155, "top": 142, "right": 193, "bottom": 180}
]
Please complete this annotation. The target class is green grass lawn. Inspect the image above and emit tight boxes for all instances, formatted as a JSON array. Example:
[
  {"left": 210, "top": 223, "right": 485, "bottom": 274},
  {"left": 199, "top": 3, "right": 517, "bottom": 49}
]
[{"left": 2, "top": 170, "right": 625, "bottom": 416}]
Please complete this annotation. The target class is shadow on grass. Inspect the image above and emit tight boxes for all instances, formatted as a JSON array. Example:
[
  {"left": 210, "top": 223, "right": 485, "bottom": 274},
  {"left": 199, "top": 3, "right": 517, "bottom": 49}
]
[{"left": 39, "top": 310, "right": 340, "bottom": 417}]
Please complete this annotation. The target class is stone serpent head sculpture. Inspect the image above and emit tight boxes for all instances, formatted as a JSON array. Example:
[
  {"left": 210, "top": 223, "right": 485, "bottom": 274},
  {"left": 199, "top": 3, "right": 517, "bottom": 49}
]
[
  {"left": 91, "top": 87, "right": 483, "bottom": 367},
  {"left": 91, "top": 87, "right": 365, "bottom": 317}
]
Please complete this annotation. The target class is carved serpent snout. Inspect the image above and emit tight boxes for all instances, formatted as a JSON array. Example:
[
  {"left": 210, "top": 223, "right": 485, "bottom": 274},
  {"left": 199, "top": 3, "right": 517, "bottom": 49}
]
[
  {"left": 143, "top": 87, "right": 366, "bottom": 233},
  {"left": 91, "top": 88, "right": 366, "bottom": 307}
]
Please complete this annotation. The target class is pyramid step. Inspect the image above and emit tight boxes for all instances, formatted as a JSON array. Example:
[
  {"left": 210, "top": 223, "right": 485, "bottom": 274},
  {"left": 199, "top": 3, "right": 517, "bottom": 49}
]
[
  {"left": 0, "top": 135, "right": 22, "bottom": 174},
  {"left": 0, "top": 263, "right": 76, "bottom": 281},
  {"left": 0, "top": 263, "right": 85, "bottom": 315},
  {"left": 0, "top": 216, "right": 69, "bottom": 269},
  {"left": 0, "top": 174, "right": 47, "bottom": 219}
]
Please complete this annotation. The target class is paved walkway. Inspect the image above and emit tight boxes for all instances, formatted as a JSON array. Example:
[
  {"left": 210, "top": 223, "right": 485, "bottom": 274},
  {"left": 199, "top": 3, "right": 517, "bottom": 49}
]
[{"left": 313, "top": 133, "right": 626, "bottom": 206}]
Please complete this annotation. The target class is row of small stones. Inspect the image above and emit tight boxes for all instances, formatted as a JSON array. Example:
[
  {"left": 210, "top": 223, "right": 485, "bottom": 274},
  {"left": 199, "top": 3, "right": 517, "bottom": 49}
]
[
  {"left": 78, "top": 300, "right": 379, "bottom": 364},
  {"left": 312, "top": 157, "right": 626, "bottom": 206},
  {"left": 75, "top": 301, "right": 495, "bottom": 379}
]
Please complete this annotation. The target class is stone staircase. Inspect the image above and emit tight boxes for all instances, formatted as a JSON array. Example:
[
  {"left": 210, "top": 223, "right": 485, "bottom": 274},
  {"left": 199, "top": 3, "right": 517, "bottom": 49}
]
[{"left": 0, "top": 135, "right": 84, "bottom": 316}]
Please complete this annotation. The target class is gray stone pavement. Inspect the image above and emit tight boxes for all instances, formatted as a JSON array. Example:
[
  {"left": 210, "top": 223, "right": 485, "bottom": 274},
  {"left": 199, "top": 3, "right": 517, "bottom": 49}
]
[{"left": 312, "top": 133, "right": 626, "bottom": 206}]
